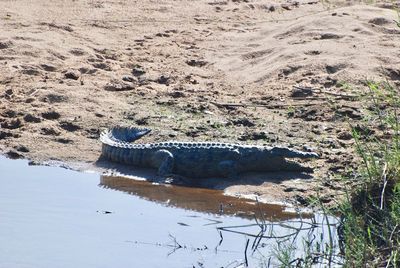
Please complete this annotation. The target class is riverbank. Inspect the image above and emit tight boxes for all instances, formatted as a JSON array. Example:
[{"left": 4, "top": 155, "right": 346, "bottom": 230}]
[{"left": 1, "top": 0, "right": 399, "bottom": 206}]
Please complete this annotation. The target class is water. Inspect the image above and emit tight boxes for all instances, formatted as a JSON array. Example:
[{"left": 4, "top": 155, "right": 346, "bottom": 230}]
[
  {"left": 99, "top": 175, "right": 296, "bottom": 220},
  {"left": 0, "top": 156, "right": 341, "bottom": 267}
]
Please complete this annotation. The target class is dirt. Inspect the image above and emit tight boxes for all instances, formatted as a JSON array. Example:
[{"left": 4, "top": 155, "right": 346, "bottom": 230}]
[{"left": 0, "top": 0, "right": 399, "bottom": 207}]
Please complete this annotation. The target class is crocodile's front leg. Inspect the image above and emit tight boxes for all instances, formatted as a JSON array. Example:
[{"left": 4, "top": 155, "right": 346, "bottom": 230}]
[
  {"left": 152, "top": 149, "right": 174, "bottom": 177},
  {"left": 218, "top": 160, "right": 239, "bottom": 179}
]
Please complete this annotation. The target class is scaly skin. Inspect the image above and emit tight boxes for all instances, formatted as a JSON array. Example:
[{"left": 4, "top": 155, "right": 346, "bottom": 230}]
[{"left": 100, "top": 126, "right": 318, "bottom": 178}]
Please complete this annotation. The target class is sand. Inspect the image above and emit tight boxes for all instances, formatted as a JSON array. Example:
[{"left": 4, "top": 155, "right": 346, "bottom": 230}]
[{"left": 0, "top": 0, "right": 399, "bottom": 206}]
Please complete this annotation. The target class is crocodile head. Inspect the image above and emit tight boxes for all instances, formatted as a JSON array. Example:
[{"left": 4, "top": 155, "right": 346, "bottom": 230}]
[{"left": 238, "top": 146, "right": 318, "bottom": 172}]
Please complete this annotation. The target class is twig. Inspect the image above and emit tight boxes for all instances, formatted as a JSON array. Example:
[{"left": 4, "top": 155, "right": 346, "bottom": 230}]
[
  {"left": 217, "top": 227, "right": 301, "bottom": 239},
  {"left": 218, "top": 230, "right": 224, "bottom": 246},
  {"left": 252, "top": 197, "right": 268, "bottom": 251},
  {"left": 252, "top": 229, "right": 265, "bottom": 252},
  {"left": 291, "top": 212, "right": 304, "bottom": 243},
  {"left": 29, "top": 89, "right": 40, "bottom": 96},
  {"left": 293, "top": 85, "right": 358, "bottom": 100},
  {"left": 380, "top": 163, "right": 388, "bottom": 210},
  {"left": 244, "top": 238, "right": 250, "bottom": 267},
  {"left": 323, "top": 212, "right": 335, "bottom": 266},
  {"left": 256, "top": 197, "right": 267, "bottom": 226},
  {"left": 167, "top": 233, "right": 183, "bottom": 256},
  {"left": 291, "top": 96, "right": 330, "bottom": 101},
  {"left": 217, "top": 221, "right": 323, "bottom": 230},
  {"left": 278, "top": 222, "right": 324, "bottom": 230},
  {"left": 203, "top": 218, "right": 223, "bottom": 226},
  {"left": 210, "top": 101, "right": 324, "bottom": 109},
  {"left": 321, "top": 91, "right": 358, "bottom": 100},
  {"left": 389, "top": 224, "right": 399, "bottom": 242}
]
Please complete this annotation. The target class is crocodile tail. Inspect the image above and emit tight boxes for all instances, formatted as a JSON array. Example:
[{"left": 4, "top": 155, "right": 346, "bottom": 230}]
[{"left": 100, "top": 126, "right": 151, "bottom": 144}]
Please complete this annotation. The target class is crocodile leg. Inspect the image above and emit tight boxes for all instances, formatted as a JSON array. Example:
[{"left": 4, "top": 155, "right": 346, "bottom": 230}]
[
  {"left": 218, "top": 160, "right": 239, "bottom": 179},
  {"left": 153, "top": 149, "right": 174, "bottom": 177},
  {"left": 280, "top": 160, "right": 313, "bottom": 173}
]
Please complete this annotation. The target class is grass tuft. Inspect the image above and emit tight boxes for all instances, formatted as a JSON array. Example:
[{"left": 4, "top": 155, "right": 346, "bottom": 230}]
[{"left": 339, "top": 80, "right": 400, "bottom": 267}]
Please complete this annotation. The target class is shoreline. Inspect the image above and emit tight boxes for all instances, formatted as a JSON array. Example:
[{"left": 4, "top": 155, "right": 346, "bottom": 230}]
[{"left": 1, "top": 0, "right": 399, "bottom": 207}]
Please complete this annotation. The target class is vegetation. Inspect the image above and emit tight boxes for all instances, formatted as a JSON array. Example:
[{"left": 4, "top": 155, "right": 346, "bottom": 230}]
[
  {"left": 223, "top": 19, "right": 400, "bottom": 268},
  {"left": 339, "top": 80, "right": 400, "bottom": 267},
  {"left": 328, "top": 17, "right": 400, "bottom": 267},
  {"left": 263, "top": 80, "right": 400, "bottom": 267}
]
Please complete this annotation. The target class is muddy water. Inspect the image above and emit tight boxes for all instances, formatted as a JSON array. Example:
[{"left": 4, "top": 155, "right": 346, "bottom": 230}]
[
  {"left": 0, "top": 156, "right": 339, "bottom": 267},
  {"left": 100, "top": 175, "right": 298, "bottom": 220}
]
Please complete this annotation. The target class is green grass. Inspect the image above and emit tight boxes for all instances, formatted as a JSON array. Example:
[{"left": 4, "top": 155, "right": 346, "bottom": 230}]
[
  {"left": 338, "top": 80, "right": 400, "bottom": 267},
  {"left": 269, "top": 80, "right": 400, "bottom": 267}
]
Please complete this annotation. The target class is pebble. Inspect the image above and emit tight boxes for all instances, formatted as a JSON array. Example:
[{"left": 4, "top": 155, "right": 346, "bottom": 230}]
[{"left": 64, "top": 70, "right": 80, "bottom": 80}]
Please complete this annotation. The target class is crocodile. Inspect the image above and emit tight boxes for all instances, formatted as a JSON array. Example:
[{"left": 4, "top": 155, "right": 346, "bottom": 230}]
[{"left": 100, "top": 126, "right": 318, "bottom": 178}]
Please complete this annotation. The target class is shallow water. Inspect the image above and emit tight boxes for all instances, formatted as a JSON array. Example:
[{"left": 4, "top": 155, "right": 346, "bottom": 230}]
[
  {"left": 99, "top": 175, "right": 298, "bottom": 220},
  {"left": 0, "top": 156, "right": 340, "bottom": 267}
]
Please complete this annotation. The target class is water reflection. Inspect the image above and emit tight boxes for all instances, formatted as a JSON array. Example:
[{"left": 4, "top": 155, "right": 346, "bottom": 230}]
[
  {"left": 1, "top": 156, "right": 340, "bottom": 267},
  {"left": 100, "top": 175, "right": 305, "bottom": 220},
  {"left": 0, "top": 156, "right": 265, "bottom": 267}
]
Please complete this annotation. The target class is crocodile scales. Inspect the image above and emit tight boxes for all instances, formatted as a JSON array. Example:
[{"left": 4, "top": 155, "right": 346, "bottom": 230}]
[{"left": 100, "top": 126, "right": 318, "bottom": 178}]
